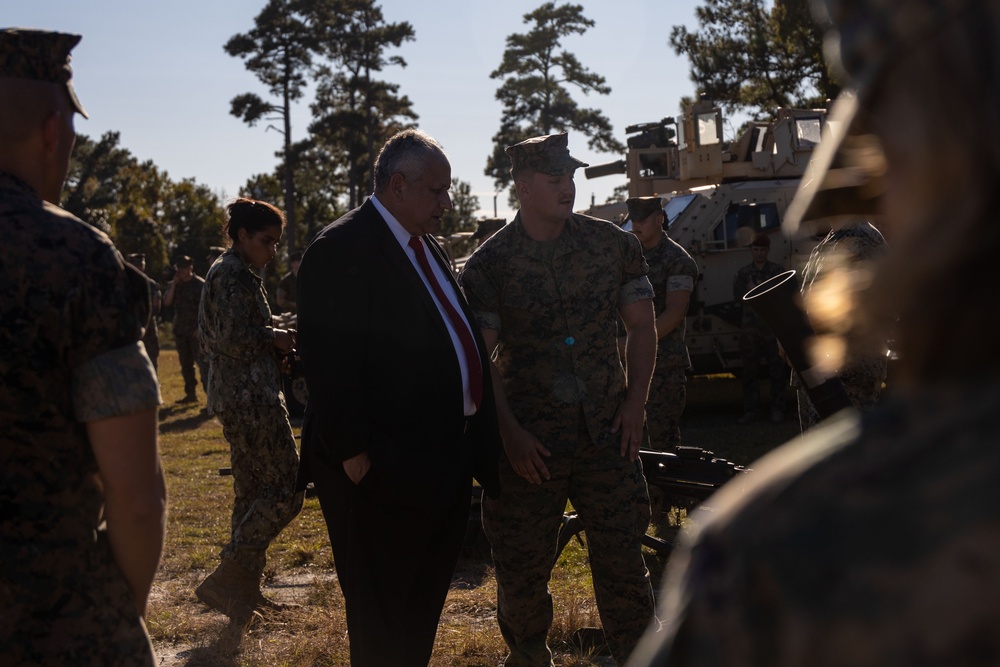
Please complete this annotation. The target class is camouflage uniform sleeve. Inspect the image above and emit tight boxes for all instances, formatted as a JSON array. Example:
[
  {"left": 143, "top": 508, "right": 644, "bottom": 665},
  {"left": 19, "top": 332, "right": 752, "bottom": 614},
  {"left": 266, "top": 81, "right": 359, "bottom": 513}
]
[
  {"left": 618, "top": 230, "right": 654, "bottom": 306},
  {"left": 71, "top": 245, "right": 161, "bottom": 422},
  {"left": 202, "top": 262, "right": 274, "bottom": 360},
  {"left": 459, "top": 252, "right": 503, "bottom": 332},
  {"left": 667, "top": 252, "right": 698, "bottom": 293}
]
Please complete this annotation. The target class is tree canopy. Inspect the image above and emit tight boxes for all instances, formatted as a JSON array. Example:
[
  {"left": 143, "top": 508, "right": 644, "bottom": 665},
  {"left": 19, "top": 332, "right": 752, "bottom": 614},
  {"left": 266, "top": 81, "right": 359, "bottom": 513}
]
[
  {"left": 670, "top": 0, "right": 839, "bottom": 119},
  {"left": 65, "top": 132, "right": 223, "bottom": 280},
  {"left": 486, "top": 2, "right": 624, "bottom": 194},
  {"left": 225, "top": 0, "right": 321, "bottom": 255},
  {"left": 308, "top": 0, "right": 418, "bottom": 209}
]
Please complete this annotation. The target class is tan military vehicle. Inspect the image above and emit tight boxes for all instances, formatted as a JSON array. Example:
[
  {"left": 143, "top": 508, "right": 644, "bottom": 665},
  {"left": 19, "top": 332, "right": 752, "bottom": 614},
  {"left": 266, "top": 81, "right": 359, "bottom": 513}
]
[{"left": 586, "top": 97, "right": 827, "bottom": 375}]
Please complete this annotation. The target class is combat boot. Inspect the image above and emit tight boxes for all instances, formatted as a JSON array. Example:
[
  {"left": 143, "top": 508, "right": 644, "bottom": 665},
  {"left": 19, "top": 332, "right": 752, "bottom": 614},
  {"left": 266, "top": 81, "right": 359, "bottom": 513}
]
[
  {"left": 195, "top": 559, "right": 259, "bottom": 621},
  {"left": 240, "top": 575, "right": 300, "bottom": 612}
]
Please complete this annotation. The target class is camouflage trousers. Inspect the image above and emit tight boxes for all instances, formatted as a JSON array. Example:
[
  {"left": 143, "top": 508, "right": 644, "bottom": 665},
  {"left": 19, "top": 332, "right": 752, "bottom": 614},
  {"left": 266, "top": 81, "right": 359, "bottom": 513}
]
[
  {"left": 646, "top": 367, "right": 687, "bottom": 451},
  {"left": 216, "top": 403, "right": 304, "bottom": 576},
  {"left": 483, "top": 413, "right": 654, "bottom": 667},
  {"left": 1, "top": 531, "right": 155, "bottom": 666},
  {"left": 739, "top": 332, "right": 788, "bottom": 414},
  {"left": 175, "top": 330, "right": 206, "bottom": 396}
]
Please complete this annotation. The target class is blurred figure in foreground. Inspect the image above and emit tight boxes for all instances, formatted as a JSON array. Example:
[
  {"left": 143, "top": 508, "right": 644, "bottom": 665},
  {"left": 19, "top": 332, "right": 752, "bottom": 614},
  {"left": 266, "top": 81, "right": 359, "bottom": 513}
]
[
  {"left": 793, "top": 218, "right": 889, "bottom": 431},
  {"left": 1, "top": 28, "right": 165, "bottom": 665},
  {"left": 628, "top": 0, "right": 1000, "bottom": 664},
  {"left": 196, "top": 198, "right": 303, "bottom": 620}
]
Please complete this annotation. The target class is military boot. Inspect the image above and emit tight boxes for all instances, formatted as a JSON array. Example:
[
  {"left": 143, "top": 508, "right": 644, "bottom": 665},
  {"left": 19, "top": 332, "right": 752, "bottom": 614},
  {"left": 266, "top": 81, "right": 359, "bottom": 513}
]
[
  {"left": 195, "top": 559, "right": 259, "bottom": 621},
  {"left": 240, "top": 574, "right": 300, "bottom": 612}
]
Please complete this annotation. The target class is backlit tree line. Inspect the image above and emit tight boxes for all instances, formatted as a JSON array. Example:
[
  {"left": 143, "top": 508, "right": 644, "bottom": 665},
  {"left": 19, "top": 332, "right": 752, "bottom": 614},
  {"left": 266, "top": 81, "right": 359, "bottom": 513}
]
[{"left": 64, "top": 0, "right": 836, "bottom": 287}]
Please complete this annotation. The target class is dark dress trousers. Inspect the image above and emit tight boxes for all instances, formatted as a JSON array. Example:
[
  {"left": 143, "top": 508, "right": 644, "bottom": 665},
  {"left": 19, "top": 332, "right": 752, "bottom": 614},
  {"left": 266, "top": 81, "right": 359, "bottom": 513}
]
[{"left": 296, "top": 198, "right": 501, "bottom": 666}]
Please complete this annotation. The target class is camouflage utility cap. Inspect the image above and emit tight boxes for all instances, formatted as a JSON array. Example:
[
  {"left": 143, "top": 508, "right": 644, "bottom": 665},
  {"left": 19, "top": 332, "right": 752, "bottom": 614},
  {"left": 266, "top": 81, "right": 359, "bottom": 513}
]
[
  {"left": 506, "top": 133, "right": 588, "bottom": 176},
  {"left": 0, "top": 28, "right": 88, "bottom": 118},
  {"left": 626, "top": 196, "right": 663, "bottom": 222}
]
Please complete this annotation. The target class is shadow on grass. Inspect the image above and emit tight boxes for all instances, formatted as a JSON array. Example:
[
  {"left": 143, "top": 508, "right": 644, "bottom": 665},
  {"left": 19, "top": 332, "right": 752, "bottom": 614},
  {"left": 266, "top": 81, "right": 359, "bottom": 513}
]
[
  {"left": 159, "top": 404, "right": 215, "bottom": 433},
  {"left": 176, "top": 617, "right": 254, "bottom": 667}
]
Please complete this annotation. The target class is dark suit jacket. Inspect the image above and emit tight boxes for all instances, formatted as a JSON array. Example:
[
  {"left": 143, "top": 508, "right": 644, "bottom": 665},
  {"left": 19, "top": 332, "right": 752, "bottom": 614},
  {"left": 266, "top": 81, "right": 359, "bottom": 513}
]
[{"left": 296, "top": 198, "right": 501, "bottom": 509}]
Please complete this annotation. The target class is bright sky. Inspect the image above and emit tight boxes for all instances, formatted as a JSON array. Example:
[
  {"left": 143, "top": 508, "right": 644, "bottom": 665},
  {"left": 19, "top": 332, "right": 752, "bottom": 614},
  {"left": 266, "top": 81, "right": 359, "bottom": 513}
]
[{"left": 8, "top": 0, "right": 704, "bottom": 221}]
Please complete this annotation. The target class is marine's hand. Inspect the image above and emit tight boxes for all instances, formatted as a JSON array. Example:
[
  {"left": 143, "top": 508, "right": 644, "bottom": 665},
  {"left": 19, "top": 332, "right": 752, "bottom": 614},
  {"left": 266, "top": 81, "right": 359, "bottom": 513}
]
[
  {"left": 342, "top": 451, "right": 371, "bottom": 485},
  {"left": 612, "top": 396, "right": 646, "bottom": 461},
  {"left": 502, "top": 424, "right": 551, "bottom": 484},
  {"left": 273, "top": 328, "right": 295, "bottom": 354}
]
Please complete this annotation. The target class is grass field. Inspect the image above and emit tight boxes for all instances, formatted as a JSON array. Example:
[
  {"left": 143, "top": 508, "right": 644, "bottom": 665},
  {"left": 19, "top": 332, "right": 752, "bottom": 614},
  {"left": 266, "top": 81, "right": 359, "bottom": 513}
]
[{"left": 148, "top": 346, "right": 800, "bottom": 666}]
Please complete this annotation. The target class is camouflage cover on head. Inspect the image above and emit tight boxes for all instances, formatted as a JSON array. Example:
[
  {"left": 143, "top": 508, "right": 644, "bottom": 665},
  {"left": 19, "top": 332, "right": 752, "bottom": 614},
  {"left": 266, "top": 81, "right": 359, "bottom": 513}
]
[
  {"left": 626, "top": 196, "right": 663, "bottom": 222},
  {"left": 0, "top": 27, "right": 88, "bottom": 118},
  {"left": 505, "top": 132, "right": 588, "bottom": 176}
]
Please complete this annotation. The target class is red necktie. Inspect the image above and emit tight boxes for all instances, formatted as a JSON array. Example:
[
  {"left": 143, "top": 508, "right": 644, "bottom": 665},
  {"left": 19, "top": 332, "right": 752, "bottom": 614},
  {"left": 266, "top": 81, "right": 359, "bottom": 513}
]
[{"left": 408, "top": 236, "right": 483, "bottom": 409}]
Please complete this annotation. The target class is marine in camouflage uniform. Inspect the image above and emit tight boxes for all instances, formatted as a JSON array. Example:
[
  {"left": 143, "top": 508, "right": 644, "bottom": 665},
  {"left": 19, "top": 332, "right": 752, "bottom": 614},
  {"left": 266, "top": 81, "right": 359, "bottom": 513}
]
[
  {"left": 625, "top": 197, "right": 699, "bottom": 451},
  {"left": 165, "top": 256, "right": 206, "bottom": 401},
  {"left": 197, "top": 247, "right": 304, "bottom": 612},
  {"left": 1, "top": 29, "right": 163, "bottom": 666},
  {"left": 461, "top": 133, "right": 656, "bottom": 667},
  {"left": 627, "top": 1, "right": 1000, "bottom": 664},
  {"left": 794, "top": 219, "right": 889, "bottom": 431},
  {"left": 732, "top": 234, "right": 788, "bottom": 422}
]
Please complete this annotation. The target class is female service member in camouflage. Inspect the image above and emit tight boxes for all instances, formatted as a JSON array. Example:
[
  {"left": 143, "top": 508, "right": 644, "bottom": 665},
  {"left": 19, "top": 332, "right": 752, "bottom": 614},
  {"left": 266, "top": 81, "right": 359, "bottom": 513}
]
[{"left": 195, "top": 198, "right": 303, "bottom": 619}]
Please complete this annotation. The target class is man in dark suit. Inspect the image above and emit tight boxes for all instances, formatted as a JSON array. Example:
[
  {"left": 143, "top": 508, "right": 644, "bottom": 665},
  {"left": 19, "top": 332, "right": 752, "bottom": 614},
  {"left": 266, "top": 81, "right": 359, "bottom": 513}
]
[{"left": 296, "top": 129, "right": 501, "bottom": 667}]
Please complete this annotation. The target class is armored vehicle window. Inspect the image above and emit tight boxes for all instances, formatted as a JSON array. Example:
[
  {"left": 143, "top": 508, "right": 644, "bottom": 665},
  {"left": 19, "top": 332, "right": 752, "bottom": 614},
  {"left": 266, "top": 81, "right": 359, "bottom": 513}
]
[
  {"left": 638, "top": 152, "right": 671, "bottom": 178},
  {"left": 664, "top": 193, "right": 698, "bottom": 229},
  {"left": 752, "top": 127, "right": 768, "bottom": 154},
  {"left": 714, "top": 202, "right": 781, "bottom": 247},
  {"left": 697, "top": 111, "right": 720, "bottom": 146},
  {"left": 795, "top": 116, "right": 823, "bottom": 148}
]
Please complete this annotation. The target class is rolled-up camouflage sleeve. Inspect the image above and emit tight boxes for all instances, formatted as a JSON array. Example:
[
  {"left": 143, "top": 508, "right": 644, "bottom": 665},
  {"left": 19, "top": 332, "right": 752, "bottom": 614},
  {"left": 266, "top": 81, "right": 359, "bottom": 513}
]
[
  {"left": 667, "top": 275, "right": 695, "bottom": 292},
  {"left": 73, "top": 342, "right": 161, "bottom": 422},
  {"left": 459, "top": 255, "right": 503, "bottom": 332},
  {"left": 619, "top": 231, "right": 654, "bottom": 306}
]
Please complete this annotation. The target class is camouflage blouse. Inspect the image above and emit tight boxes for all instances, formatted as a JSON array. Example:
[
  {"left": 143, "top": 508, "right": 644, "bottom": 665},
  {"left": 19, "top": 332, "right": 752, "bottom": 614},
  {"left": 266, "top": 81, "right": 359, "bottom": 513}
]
[
  {"left": 461, "top": 212, "right": 653, "bottom": 451},
  {"left": 645, "top": 230, "right": 698, "bottom": 371},
  {"left": 171, "top": 273, "right": 204, "bottom": 336},
  {"left": 199, "top": 248, "right": 286, "bottom": 415},
  {"left": 0, "top": 171, "right": 160, "bottom": 590}
]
